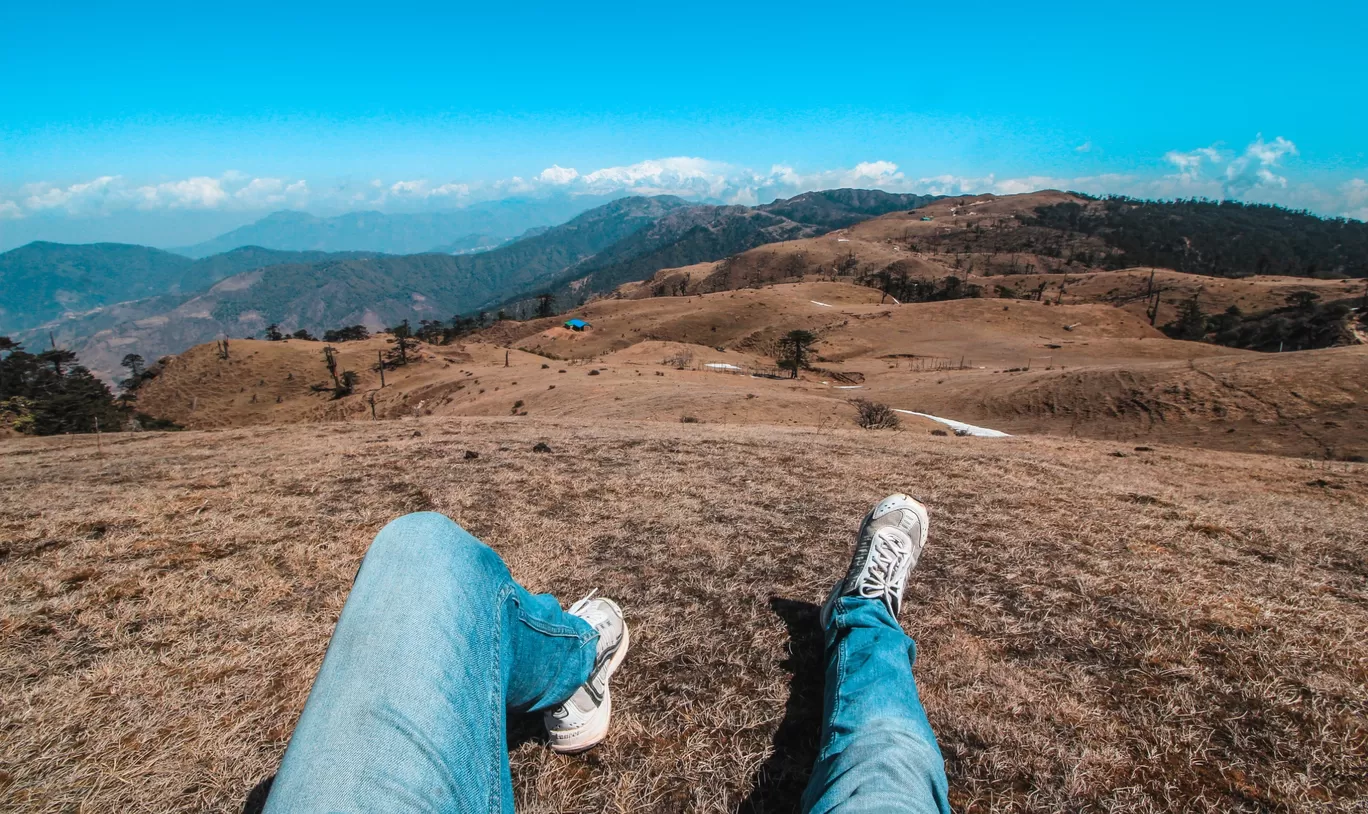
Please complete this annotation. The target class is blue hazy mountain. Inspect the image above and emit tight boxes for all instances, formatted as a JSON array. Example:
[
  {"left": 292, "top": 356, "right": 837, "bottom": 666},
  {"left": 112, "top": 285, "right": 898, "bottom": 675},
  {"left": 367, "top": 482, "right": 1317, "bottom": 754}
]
[{"left": 172, "top": 195, "right": 619, "bottom": 257}]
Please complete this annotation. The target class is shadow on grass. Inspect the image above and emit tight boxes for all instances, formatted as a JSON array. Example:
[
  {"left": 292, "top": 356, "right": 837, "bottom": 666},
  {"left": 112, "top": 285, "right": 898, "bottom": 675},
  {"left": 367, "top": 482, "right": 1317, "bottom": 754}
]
[
  {"left": 242, "top": 776, "right": 272, "bottom": 813},
  {"left": 737, "top": 597, "right": 826, "bottom": 814}
]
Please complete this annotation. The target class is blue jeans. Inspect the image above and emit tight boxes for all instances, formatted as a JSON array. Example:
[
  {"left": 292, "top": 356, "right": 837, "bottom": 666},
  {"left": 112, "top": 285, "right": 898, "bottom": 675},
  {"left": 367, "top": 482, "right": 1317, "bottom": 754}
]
[
  {"left": 266, "top": 512, "right": 950, "bottom": 813},
  {"left": 801, "top": 597, "right": 952, "bottom": 814}
]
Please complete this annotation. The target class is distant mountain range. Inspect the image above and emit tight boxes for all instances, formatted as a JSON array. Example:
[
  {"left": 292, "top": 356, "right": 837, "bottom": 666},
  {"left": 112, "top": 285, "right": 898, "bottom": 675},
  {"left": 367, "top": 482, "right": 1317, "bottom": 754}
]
[
  {"left": 6, "top": 187, "right": 1362, "bottom": 389},
  {"left": 4, "top": 189, "right": 941, "bottom": 380},
  {"left": 0, "top": 243, "right": 380, "bottom": 335},
  {"left": 171, "top": 195, "right": 617, "bottom": 257},
  {"left": 505, "top": 189, "right": 941, "bottom": 311}
]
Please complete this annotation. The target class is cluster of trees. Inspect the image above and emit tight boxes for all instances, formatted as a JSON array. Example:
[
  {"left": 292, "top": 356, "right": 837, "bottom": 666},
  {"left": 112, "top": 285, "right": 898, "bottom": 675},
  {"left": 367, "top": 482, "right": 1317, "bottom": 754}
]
[
  {"left": 263, "top": 323, "right": 373, "bottom": 342},
  {"left": 413, "top": 311, "right": 494, "bottom": 345},
  {"left": 118, "top": 353, "right": 160, "bottom": 392},
  {"left": 264, "top": 324, "right": 318, "bottom": 341},
  {"left": 323, "top": 325, "right": 369, "bottom": 342},
  {"left": 1164, "top": 291, "right": 1364, "bottom": 351},
  {"left": 383, "top": 298, "right": 555, "bottom": 351},
  {"left": 258, "top": 291, "right": 562, "bottom": 355},
  {"left": 861, "top": 268, "right": 984, "bottom": 303},
  {"left": 0, "top": 338, "right": 154, "bottom": 435},
  {"left": 1030, "top": 197, "right": 1368, "bottom": 279}
]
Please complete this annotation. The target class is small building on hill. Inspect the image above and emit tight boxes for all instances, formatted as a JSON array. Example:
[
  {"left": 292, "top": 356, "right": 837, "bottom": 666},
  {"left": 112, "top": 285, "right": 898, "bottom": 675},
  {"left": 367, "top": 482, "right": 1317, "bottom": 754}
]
[{"left": 563, "top": 318, "right": 591, "bottom": 332}]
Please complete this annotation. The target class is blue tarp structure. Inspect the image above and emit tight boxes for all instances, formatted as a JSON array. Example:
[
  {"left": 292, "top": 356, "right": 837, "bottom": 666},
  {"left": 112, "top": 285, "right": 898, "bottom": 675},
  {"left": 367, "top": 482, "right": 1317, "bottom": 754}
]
[{"left": 564, "top": 318, "right": 590, "bottom": 331}]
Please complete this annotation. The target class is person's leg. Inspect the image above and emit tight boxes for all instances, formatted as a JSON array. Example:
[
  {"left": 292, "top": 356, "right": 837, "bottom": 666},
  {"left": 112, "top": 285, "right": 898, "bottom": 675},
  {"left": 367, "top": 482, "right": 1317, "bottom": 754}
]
[
  {"left": 264, "top": 511, "right": 599, "bottom": 814},
  {"left": 800, "top": 495, "right": 951, "bottom": 814},
  {"left": 800, "top": 597, "right": 950, "bottom": 814}
]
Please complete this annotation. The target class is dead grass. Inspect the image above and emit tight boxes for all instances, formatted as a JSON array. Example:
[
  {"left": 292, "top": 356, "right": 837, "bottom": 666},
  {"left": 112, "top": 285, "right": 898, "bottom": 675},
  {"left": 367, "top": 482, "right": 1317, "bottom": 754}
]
[{"left": 1, "top": 419, "right": 1365, "bottom": 812}]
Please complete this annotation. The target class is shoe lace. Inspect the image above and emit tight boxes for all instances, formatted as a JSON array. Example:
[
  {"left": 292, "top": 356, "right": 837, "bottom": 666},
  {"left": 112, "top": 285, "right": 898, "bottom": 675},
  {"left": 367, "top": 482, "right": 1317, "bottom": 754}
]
[
  {"left": 567, "top": 588, "right": 598, "bottom": 616},
  {"left": 858, "top": 529, "right": 908, "bottom": 614}
]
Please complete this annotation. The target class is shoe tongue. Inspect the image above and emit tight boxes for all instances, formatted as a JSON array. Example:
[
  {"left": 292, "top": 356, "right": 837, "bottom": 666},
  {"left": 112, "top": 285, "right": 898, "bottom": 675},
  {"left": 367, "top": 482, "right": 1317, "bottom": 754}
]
[
  {"left": 874, "top": 526, "right": 908, "bottom": 549},
  {"left": 581, "top": 610, "right": 615, "bottom": 638}
]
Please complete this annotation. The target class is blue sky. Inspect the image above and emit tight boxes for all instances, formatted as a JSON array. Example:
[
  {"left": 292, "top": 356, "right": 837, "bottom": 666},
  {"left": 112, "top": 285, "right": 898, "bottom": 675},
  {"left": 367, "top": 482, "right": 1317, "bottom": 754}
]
[{"left": 2, "top": 0, "right": 1365, "bottom": 248}]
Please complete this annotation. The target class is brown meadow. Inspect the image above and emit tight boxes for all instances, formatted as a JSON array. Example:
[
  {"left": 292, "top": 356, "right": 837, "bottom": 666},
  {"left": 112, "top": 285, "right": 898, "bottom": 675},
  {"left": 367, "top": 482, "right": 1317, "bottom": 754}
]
[{"left": 2, "top": 417, "right": 1365, "bottom": 812}]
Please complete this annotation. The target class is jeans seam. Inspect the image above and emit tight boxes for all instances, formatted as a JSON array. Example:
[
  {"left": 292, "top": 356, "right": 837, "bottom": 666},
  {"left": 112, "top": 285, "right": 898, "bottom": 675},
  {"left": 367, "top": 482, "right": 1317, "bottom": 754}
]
[
  {"left": 490, "top": 582, "right": 511, "bottom": 814},
  {"left": 822, "top": 600, "right": 847, "bottom": 763}
]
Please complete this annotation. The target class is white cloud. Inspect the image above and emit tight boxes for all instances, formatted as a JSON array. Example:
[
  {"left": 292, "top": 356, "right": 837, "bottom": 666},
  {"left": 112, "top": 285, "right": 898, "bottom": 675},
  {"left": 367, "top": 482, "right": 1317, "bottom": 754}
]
[
  {"left": 1163, "top": 145, "right": 1225, "bottom": 181},
  {"left": 388, "top": 180, "right": 427, "bottom": 195},
  {"left": 910, "top": 174, "right": 995, "bottom": 196},
  {"left": 22, "top": 175, "right": 123, "bottom": 215},
  {"left": 575, "top": 157, "right": 734, "bottom": 198},
  {"left": 6, "top": 172, "right": 310, "bottom": 218},
  {"left": 993, "top": 175, "right": 1060, "bottom": 195},
  {"left": 845, "top": 161, "right": 902, "bottom": 183},
  {"left": 385, "top": 179, "right": 470, "bottom": 200},
  {"left": 1223, "top": 135, "right": 1297, "bottom": 196},
  {"left": 135, "top": 176, "right": 230, "bottom": 210},
  {"left": 1155, "top": 137, "right": 1300, "bottom": 200},
  {"left": 537, "top": 165, "right": 579, "bottom": 184},
  {"left": 1342, "top": 179, "right": 1368, "bottom": 221},
  {"left": 1075, "top": 141, "right": 1093, "bottom": 153},
  {"left": 3, "top": 137, "right": 1362, "bottom": 227}
]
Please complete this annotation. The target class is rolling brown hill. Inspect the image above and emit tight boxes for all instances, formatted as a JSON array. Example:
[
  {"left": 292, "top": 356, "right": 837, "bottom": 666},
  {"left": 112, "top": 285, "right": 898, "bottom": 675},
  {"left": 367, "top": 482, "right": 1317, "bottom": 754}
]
[
  {"left": 623, "top": 192, "right": 1364, "bottom": 327},
  {"left": 133, "top": 279, "right": 1366, "bottom": 460}
]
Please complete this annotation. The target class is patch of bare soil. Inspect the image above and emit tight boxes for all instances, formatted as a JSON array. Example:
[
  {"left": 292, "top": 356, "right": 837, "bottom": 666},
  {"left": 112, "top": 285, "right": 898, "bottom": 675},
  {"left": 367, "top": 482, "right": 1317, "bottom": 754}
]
[{"left": 1, "top": 419, "right": 1365, "bottom": 812}]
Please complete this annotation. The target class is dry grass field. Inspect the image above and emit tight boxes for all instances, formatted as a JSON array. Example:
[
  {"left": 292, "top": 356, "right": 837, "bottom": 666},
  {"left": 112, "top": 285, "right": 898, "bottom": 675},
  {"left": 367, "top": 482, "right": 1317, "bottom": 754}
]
[{"left": 2, "top": 418, "right": 1365, "bottom": 812}]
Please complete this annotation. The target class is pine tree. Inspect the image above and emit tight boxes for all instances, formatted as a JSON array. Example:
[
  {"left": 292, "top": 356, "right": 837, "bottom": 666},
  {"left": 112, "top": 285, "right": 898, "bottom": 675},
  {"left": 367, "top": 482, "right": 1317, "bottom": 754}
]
[
  {"left": 777, "top": 330, "right": 817, "bottom": 378},
  {"left": 1165, "top": 295, "right": 1208, "bottom": 341},
  {"left": 535, "top": 293, "right": 556, "bottom": 319}
]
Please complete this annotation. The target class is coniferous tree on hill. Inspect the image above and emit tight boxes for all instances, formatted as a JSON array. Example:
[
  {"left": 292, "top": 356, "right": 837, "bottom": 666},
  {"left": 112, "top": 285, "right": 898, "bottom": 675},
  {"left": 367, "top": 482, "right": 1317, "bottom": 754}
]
[
  {"left": 384, "top": 320, "right": 418, "bottom": 368},
  {"left": 1029, "top": 197, "right": 1368, "bottom": 279},
  {"left": 0, "top": 337, "right": 130, "bottom": 434},
  {"left": 777, "top": 330, "right": 818, "bottom": 378},
  {"left": 322, "top": 325, "right": 369, "bottom": 342}
]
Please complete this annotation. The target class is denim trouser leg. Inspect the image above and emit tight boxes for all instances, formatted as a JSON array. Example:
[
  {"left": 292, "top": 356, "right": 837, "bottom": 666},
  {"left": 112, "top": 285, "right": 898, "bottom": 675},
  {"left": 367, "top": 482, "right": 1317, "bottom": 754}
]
[
  {"left": 800, "top": 597, "right": 952, "bottom": 814},
  {"left": 265, "top": 512, "right": 598, "bottom": 814}
]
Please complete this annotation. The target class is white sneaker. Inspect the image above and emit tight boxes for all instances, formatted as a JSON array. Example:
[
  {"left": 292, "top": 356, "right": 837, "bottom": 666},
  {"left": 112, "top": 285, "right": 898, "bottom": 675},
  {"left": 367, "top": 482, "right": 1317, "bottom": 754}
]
[
  {"left": 544, "top": 593, "right": 629, "bottom": 754},
  {"left": 820, "top": 494, "right": 930, "bottom": 628}
]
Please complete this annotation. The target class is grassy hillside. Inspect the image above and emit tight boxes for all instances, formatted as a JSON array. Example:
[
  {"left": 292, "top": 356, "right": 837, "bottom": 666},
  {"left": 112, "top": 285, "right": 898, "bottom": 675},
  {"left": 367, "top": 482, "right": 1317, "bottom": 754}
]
[
  {"left": 130, "top": 281, "right": 1367, "bottom": 460},
  {"left": 2, "top": 419, "right": 1363, "bottom": 811},
  {"left": 2, "top": 244, "right": 380, "bottom": 337},
  {"left": 0, "top": 242, "right": 193, "bottom": 333},
  {"left": 1030, "top": 197, "right": 1368, "bottom": 279},
  {"left": 761, "top": 188, "right": 939, "bottom": 229},
  {"left": 488, "top": 190, "right": 941, "bottom": 313},
  {"left": 625, "top": 192, "right": 1368, "bottom": 354}
]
